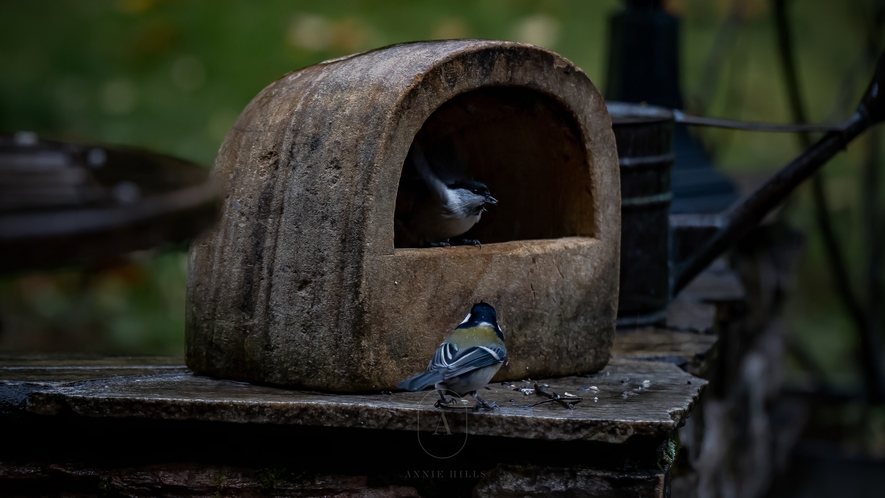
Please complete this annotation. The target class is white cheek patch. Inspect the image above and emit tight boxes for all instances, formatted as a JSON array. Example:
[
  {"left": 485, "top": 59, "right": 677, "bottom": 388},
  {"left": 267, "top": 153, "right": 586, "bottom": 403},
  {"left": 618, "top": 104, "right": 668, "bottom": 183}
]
[{"left": 459, "top": 312, "right": 472, "bottom": 325}]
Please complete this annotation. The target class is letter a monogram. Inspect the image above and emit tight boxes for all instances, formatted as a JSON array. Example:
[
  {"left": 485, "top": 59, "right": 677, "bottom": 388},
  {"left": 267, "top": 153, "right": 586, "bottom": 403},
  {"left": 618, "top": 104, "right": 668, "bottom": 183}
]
[{"left": 432, "top": 412, "right": 453, "bottom": 435}]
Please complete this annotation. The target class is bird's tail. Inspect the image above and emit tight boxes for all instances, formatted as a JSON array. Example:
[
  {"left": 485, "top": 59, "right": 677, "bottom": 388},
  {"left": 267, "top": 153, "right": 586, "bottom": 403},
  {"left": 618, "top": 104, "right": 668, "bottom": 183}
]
[
  {"left": 397, "top": 371, "right": 444, "bottom": 392},
  {"left": 409, "top": 143, "right": 447, "bottom": 200}
]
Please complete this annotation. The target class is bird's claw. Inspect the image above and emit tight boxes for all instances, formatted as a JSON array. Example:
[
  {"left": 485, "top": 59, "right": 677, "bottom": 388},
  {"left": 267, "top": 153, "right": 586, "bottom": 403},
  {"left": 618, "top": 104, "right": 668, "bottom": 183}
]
[
  {"left": 427, "top": 241, "right": 451, "bottom": 248},
  {"left": 434, "top": 397, "right": 455, "bottom": 408}
]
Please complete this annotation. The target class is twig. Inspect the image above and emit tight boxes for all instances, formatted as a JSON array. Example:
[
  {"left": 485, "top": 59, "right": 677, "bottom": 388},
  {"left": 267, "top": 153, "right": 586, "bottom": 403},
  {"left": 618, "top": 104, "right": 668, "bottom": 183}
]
[
  {"left": 528, "top": 399, "right": 558, "bottom": 408},
  {"left": 533, "top": 383, "right": 582, "bottom": 409}
]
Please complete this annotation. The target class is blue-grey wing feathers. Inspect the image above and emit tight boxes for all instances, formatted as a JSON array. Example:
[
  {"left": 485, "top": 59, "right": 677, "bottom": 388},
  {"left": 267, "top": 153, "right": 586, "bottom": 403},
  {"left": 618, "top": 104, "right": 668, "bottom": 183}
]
[
  {"left": 438, "top": 344, "right": 505, "bottom": 379},
  {"left": 398, "top": 340, "right": 505, "bottom": 392},
  {"left": 397, "top": 370, "right": 445, "bottom": 392}
]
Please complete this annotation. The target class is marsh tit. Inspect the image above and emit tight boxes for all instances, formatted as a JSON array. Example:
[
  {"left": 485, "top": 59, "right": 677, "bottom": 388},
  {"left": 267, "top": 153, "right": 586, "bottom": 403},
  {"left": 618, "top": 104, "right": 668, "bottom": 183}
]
[
  {"left": 398, "top": 302, "right": 506, "bottom": 410},
  {"left": 394, "top": 143, "right": 498, "bottom": 247}
]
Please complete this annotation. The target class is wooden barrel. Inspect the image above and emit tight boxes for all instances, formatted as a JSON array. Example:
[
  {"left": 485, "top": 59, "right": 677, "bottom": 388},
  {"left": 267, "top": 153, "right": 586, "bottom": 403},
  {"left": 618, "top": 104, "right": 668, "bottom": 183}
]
[
  {"left": 607, "top": 103, "right": 675, "bottom": 327},
  {"left": 186, "top": 40, "right": 621, "bottom": 392}
]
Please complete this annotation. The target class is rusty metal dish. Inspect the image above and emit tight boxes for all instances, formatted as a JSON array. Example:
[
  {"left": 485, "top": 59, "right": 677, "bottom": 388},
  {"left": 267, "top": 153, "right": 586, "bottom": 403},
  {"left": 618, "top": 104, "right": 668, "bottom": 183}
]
[{"left": 0, "top": 132, "right": 218, "bottom": 274}]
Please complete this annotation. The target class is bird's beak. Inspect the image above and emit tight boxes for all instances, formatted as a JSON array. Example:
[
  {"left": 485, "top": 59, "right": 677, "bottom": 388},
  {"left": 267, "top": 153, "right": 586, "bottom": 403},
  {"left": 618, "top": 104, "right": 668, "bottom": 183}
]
[{"left": 485, "top": 195, "right": 498, "bottom": 206}]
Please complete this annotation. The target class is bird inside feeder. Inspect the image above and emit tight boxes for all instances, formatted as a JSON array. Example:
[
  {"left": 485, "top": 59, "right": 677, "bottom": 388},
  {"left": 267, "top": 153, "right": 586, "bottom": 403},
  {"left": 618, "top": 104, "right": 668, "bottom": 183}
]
[
  {"left": 394, "top": 135, "right": 498, "bottom": 248},
  {"left": 393, "top": 86, "right": 596, "bottom": 249}
]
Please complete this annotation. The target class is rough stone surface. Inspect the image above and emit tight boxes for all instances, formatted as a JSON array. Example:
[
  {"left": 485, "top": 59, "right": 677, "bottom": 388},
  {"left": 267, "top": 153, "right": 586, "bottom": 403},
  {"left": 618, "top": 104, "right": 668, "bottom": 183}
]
[
  {"left": 1, "top": 355, "right": 704, "bottom": 445},
  {"left": 185, "top": 39, "right": 621, "bottom": 392},
  {"left": 613, "top": 328, "right": 717, "bottom": 377},
  {"left": 665, "top": 295, "right": 717, "bottom": 334},
  {"left": 677, "top": 259, "right": 745, "bottom": 305},
  {"left": 475, "top": 464, "right": 667, "bottom": 498},
  {"left": 0, "top": 353, "right": 187, "bottom": 384},
  {"left": 0, "top": 461, "right": 419, "bottom": 498}
]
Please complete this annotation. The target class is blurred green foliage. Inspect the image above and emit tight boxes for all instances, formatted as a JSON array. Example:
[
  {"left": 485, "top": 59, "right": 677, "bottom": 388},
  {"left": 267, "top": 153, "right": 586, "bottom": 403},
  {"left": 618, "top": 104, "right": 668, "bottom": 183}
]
[
  {"left": 0, "top": 252, "right": 187, "bottom": 353},
  {"left": 0, "top": 0, "right": 623, "bottom": 166},
  {"left": 0, "top": 0, "right": 881, "bottom": 393}
]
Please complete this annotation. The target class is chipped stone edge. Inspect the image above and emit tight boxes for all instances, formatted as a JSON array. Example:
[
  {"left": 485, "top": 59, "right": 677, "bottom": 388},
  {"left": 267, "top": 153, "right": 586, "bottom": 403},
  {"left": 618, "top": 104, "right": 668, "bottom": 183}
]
[{"left": 7, "top": 372, "right": 708, "bottom": 445}]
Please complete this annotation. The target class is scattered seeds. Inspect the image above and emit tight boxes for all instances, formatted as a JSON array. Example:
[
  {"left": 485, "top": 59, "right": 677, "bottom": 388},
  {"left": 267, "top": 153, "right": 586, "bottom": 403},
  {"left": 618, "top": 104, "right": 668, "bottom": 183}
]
[
  {"left": 621, "top": 390, "right": 637, "bottom": 398},
  {"left": 593, "top": 397, "right": 598, "bottom": 402},
  {"left": 642, "top": 380, "right": 651, "bottom": 388}
]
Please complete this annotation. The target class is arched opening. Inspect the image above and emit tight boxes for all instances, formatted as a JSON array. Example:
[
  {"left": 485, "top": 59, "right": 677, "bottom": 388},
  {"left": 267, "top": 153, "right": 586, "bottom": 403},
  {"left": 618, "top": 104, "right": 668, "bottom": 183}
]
[{"left": 394, "top": 86, "right": 595, "bottom": 247}]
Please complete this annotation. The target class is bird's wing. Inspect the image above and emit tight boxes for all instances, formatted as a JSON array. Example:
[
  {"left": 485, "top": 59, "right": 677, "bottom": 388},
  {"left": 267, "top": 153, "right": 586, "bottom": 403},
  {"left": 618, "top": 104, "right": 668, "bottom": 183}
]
[
  {"left": 409, "top": 143, "right": 449, "bottom": 200},
  {"left": 430, "top": 343, "right": 506, "bottom": 380},
  {"left": 429, "top": 341, "right": 458, "bottom": 371}
]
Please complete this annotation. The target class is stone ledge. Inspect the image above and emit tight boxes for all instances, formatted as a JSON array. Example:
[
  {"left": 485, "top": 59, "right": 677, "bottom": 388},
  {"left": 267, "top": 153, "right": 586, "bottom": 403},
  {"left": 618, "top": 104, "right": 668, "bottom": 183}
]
[
  {"left": 613, "top": 328, "right": 718, "bottom": 377},
  {"left": 475, "top": 463, "right": 667, "bottom": 498},
  {"left": 1, "top": 354, "right": 705, "bottom": 445}
]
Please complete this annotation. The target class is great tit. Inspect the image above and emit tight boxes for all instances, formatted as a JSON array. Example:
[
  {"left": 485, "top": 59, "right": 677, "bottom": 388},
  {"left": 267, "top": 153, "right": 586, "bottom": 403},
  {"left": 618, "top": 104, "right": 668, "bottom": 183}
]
[
  {"left": 394, "top": 143, "right": 498, "bottom": 248},
  {"left": 398, "top": 302, "right": 506, "bottom": 410}
]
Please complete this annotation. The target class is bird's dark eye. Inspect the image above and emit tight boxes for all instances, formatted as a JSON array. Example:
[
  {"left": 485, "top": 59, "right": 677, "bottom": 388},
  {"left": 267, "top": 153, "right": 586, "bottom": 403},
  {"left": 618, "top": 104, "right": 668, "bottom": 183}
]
[{"left": 471, "top": 188, "right": 481, "bottom": 194}]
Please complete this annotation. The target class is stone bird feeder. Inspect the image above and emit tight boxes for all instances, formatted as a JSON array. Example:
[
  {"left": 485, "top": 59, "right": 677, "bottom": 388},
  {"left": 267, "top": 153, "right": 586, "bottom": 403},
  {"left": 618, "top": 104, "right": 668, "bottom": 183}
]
[{"left": 186, "top": 40, "right": 621, "bottom": 392}]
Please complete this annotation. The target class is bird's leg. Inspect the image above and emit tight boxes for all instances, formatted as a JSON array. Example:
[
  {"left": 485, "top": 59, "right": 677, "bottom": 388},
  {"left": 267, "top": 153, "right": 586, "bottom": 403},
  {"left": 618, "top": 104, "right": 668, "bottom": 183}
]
[
  {"left": 434, "top": 389, "right": 455, "bottom": 408},
  {"left": 450, "top": 237, "right": 482, "bottom": 248},
  {"left": 470, "top": 391, "right": 498, "bottom": 411}
]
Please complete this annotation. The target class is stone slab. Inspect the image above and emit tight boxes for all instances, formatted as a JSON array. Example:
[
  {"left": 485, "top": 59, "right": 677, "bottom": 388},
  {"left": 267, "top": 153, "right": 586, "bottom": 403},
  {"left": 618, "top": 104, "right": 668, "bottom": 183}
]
[
  {"left": 475, "top": 464, "right": 667, "bottom": 498},
  {"left": 1, "top": 354, "right": 705, "bottom": 445},
  {"left": 665, "top": 294, "right": 718, "bottom": 333},
  {"left": 678, "top": 259, "right": 745, "bottom": 304},
  {"left": 0, "top": 461, "right": 420, "bottom": 498},
  {"left": 613, "top": 328, "right": 718, "bottom": 377},
  {"left": 0, "top": 353, "right": 187, "bottom": 384}
]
